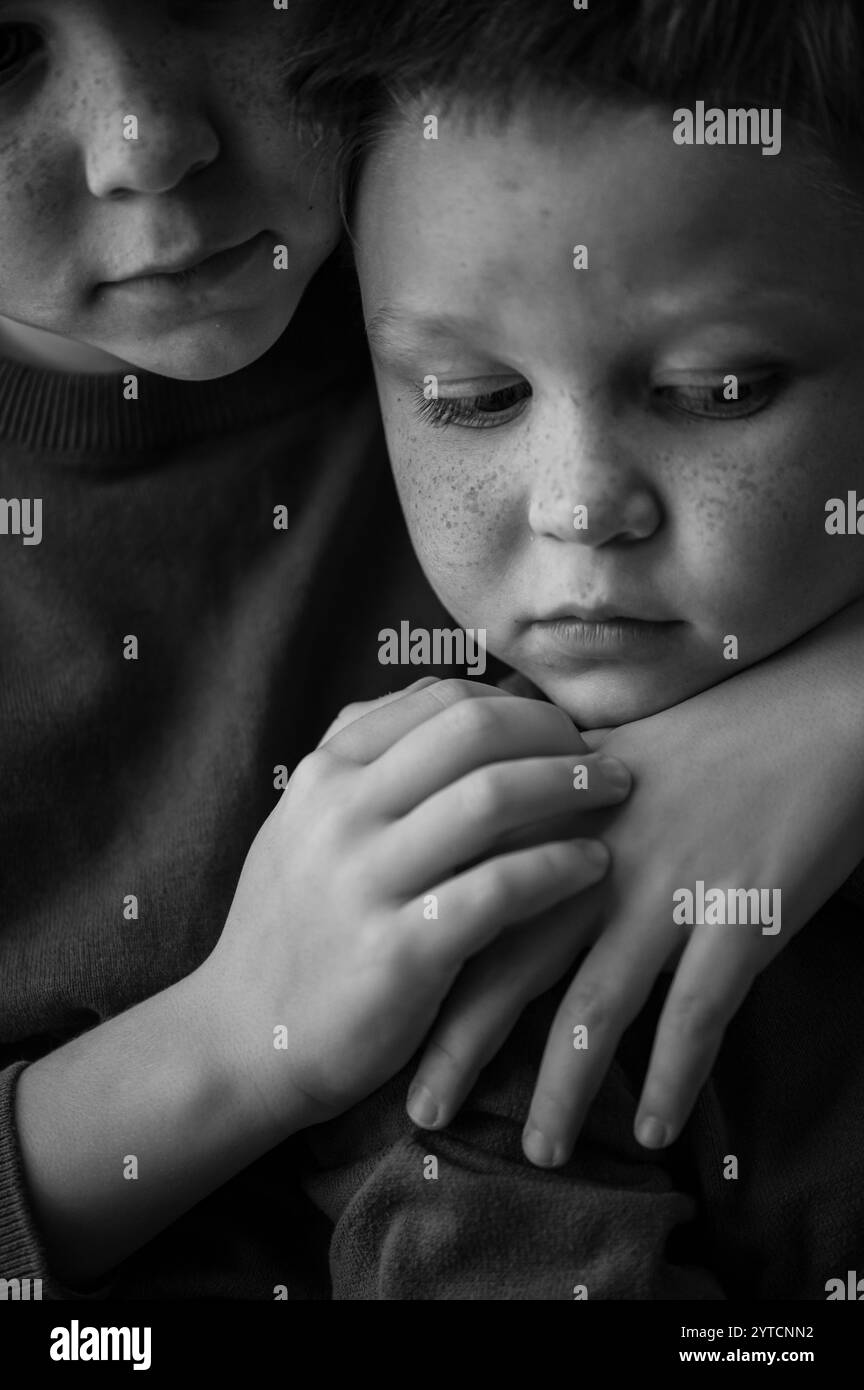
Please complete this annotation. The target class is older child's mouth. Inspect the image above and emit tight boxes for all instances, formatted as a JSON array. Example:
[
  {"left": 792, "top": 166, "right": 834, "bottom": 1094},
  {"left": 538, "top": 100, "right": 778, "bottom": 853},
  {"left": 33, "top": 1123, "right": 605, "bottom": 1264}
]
[{"left": 102, "top": 232, "right": 274, "bottom": 305}]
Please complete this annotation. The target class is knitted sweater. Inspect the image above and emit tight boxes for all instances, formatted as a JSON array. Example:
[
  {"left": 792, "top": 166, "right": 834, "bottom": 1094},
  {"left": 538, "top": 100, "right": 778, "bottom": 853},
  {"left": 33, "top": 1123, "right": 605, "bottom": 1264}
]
[{"left": 301, "top": 881, "right": 864, "bottom": 1300}]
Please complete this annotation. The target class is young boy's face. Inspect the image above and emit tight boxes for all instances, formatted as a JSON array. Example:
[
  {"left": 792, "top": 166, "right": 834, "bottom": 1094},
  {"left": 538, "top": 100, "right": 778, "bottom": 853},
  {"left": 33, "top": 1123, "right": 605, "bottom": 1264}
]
[
  {"left": 356, "top": 98, "right": 864, "bottom": 726},
  {"left": 0, "top": 0, "right": 340, "bottom": 379}
]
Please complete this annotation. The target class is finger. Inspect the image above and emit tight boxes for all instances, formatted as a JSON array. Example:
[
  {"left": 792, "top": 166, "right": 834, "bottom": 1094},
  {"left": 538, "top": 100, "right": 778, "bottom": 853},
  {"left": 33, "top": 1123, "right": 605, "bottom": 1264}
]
[
  {"left": 578, "top": 728, "right": 614, "bottom": 751},
  {"left": 388, "top": 752, "right": 630, "bottom": 893},
  {"left": 407, "top": 900, "right": 598, "bottom": 1129},
  {"left": 521, "top": 919, "right": 675, "bottom": 1166},
  {"left": 319, "top": 678, "right": 440, "bottom": 744},
  {"left": 401, "top": 838, "right": 610, "bottom": 973},
  {"left": 371, "top": 692, "right": 588, "bottom": 815},
  {"left": 633, "top": 922, "right": 775, "bottom": 1149},
  {"left": 324, "top": 677, "right": 511, "bottom": 765},
  {"left": 490, "top": 789, "right": 629, "bottom": 858}
]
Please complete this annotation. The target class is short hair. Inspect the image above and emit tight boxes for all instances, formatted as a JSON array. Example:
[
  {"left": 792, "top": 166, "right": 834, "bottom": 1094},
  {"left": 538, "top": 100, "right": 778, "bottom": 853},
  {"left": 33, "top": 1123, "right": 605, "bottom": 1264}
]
[{"left": 285, "top": 0, "right": 864, "bottom": 226}]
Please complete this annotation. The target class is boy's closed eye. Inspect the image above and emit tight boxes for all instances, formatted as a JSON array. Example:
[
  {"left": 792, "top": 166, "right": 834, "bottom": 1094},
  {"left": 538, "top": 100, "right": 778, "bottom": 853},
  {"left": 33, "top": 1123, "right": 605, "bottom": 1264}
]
[
  {"left": 411, "top": 378, "right": 532, "bottom": 429},
  {"left": 407, "top": 369, "right": 785, "bottom": 429}
]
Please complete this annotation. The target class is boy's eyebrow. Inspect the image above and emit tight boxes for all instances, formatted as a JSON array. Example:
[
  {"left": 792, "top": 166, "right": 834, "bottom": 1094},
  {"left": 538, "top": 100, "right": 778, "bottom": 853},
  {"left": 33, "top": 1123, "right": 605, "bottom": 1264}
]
[
  {"left": 367, "top": 282, "right": 832, "bottom": 356},
  {"left": 650, "top": 281, "right": 829, "bottom": 321},
  {"left": 365, "top": 304, "right": 477, "bottom": 355}
]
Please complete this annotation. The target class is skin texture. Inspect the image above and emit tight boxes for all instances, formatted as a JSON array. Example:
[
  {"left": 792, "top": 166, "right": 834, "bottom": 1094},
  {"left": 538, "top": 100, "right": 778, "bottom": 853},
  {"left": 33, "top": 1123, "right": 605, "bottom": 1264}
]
[
  {"left": 0, "top": 0, "right": 340, "bottom": 378},
  {"left": 357, "top": 97, "right": 864, "bottom": 727}
]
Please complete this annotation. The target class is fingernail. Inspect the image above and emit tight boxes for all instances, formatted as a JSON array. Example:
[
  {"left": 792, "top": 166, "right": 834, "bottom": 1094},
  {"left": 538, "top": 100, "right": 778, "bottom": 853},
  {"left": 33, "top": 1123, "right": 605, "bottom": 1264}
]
[
  {"left": 582, "top": 839, "right": 610, "bottom": 869},
  {"left": 598, "top": 756, "right": 631, "bottom": 793},
  {"left": 523, "top": 1125, "right": 557, "bottom": 1167},
  {"left": 407, "top": 1083, "right": 439, "bottom": 1128},
  {"left": 637, "top": 1115, "right": 669, "bottom": 1149}
]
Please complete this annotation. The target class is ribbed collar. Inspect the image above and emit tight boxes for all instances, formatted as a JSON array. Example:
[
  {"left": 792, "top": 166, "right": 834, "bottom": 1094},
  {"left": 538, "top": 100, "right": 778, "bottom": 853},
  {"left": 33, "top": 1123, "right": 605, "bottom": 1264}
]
[
  {"left": 0, "top": 346, "right": 295, "bottom": 454},
  {"left": 0, "top": 253, "right": 365, "bottom": 457}
]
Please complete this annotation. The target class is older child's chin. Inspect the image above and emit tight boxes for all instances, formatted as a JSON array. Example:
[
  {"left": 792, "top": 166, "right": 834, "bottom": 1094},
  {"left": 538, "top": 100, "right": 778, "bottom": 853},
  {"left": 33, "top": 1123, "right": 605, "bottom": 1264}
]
[{"left": 108, "top": 312, "right": 294, "bottom": 381}]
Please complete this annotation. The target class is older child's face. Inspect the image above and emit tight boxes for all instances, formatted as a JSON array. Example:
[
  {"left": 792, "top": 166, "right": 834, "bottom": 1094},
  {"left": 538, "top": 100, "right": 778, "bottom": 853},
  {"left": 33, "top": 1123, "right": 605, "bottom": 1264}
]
[
  {"left": 0, "top": 0, "right": 339, "bottom": 378},
  {"left": 356, "top": 99, "right": 864, "bottom": 726}
]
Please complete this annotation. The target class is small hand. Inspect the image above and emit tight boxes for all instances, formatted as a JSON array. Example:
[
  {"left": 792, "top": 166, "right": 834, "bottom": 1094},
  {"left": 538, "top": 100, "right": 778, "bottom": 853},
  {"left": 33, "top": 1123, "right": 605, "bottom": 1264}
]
[{"left": 204, "top": 676, "right": 631, "bottom": 1135}]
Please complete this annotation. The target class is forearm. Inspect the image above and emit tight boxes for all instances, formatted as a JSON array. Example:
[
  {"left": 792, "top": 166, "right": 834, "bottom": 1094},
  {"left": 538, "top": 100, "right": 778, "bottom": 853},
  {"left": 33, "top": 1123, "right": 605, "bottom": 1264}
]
[
  {"left": 720, "top": 597, "right": 864, "bottom": 860},
  {"left": 659, "top": 596, "right": 864, "bottom": 917},
  {"left": 740, "top": 595, "right": 864, "bottom": 731},
  {"left": 12, "top": 966, "right": 310, "bottom": 1291}
]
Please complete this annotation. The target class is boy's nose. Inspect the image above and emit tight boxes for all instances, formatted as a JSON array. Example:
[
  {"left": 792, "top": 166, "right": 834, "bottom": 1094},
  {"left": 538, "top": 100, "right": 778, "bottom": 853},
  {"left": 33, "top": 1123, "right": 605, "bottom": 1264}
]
[{"left": 527, "top": 419, "right": 662, "bottom": 546}]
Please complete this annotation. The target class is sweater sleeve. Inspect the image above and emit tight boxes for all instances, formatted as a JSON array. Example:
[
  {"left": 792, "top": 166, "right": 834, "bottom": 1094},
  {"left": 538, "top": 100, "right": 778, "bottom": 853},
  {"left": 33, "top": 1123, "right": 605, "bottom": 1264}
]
[
  {"left": 0, "top": 1061, "right": 110, "bottom": 1301},
  {"left": 300, "top": 992, "right": 726, "bottom": 1301}
]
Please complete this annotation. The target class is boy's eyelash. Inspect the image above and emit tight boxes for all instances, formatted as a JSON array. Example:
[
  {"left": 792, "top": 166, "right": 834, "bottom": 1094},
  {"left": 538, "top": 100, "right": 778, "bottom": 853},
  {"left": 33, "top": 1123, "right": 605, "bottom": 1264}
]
[
  {"left": 408, "top": 373, "right": 784, "bottom": 431},
  {"left": 411, "top": 381, "right": 532, "bottom": 430},
  {"left": 654, "top": 373, "right": 784, "bottom": 421}
]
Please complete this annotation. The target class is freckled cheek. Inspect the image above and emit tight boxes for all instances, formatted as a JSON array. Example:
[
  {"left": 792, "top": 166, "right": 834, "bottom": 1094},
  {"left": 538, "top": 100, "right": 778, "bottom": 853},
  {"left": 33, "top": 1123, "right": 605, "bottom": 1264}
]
[
  {"left": 390, "top": 431, "right": 509, "bottom": 589},
  {"left": 392, "top": 444, "right": 471, "bottom": 561},
  {"left": 673, "top": 452, "right": 832, "bottom": 626},
  {"left": 0, "top": 133, "right": 75, "bottom": 274}
]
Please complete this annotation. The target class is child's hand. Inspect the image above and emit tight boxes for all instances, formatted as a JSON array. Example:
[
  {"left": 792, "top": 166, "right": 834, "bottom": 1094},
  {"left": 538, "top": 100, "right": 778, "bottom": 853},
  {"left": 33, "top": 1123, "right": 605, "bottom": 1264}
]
[
  {"left": 407, "top": 603, "right": 864, "bottom": 1163},
  {"left": 200, "top": 677, "right": 632, "bottom": 1137}
]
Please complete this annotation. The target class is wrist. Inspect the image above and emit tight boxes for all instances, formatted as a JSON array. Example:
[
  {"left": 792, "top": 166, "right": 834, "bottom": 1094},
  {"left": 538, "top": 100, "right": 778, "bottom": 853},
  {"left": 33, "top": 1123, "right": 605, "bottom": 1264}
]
[
  {"left": 184, "top": 957, "right": 321, "bottom": 1147},
  {"left": 15, "top": 965, "right": 315, "bottom": 1288}
]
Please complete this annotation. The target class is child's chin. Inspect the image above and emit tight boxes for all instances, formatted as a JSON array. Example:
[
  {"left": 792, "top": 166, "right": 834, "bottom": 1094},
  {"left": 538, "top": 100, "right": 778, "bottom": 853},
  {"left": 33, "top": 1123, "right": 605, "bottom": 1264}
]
[
  {"left": 526, "top": 668, "right": 693, "bottom": 729},
  {"left": 116, "top": 317, "right": 290, "bottom": 381}
]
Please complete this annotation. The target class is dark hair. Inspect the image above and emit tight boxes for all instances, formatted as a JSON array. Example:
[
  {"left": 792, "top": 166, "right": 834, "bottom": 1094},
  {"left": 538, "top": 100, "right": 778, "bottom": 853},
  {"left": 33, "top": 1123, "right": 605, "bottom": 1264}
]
[{"left": 285, "top": 0, "right": 864, "bottom": 223}]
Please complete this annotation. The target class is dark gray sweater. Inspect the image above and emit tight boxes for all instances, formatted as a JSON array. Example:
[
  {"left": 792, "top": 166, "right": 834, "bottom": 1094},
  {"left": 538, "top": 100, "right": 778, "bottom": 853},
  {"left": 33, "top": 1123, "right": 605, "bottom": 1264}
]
[{"left": 301, "top": 875, "right": 864, "bottom": 1300}]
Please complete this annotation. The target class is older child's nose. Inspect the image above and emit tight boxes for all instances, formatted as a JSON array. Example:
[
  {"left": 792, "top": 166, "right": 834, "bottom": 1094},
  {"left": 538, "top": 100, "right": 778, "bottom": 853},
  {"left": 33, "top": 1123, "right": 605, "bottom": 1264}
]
[
  {"left": 83, "top": 106, "right": 219, "bottom": 199},
  {"left": 72, "top": 45, "right": 220, "bottom": 198},
  {"left": 527, "top": 418, "right": 662, "bottom": 546}
]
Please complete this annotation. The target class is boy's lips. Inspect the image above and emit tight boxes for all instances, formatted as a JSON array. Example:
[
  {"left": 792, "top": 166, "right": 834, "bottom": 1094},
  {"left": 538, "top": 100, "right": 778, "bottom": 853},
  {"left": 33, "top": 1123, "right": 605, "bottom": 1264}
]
[{"left": 528, "top": 612, "right": 683, "bottom": 659}]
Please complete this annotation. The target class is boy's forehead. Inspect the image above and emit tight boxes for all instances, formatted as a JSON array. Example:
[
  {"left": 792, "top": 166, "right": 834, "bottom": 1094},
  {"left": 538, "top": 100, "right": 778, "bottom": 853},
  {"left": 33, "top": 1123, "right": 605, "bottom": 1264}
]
[{"left": 361, "top": 101, "right": 862, "bottom": 336}]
